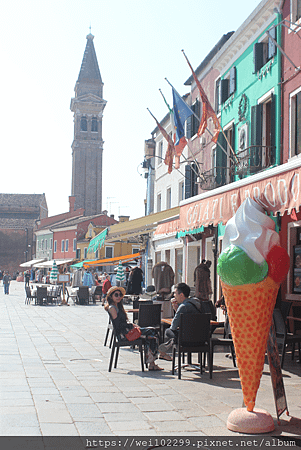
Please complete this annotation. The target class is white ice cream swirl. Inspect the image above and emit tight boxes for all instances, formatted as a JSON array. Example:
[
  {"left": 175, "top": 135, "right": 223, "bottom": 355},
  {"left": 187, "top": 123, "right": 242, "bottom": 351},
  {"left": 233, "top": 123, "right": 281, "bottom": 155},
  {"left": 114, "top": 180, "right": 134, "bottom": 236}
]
[{"left": 222, "top": 197, "right": 280, "bottom": 265}]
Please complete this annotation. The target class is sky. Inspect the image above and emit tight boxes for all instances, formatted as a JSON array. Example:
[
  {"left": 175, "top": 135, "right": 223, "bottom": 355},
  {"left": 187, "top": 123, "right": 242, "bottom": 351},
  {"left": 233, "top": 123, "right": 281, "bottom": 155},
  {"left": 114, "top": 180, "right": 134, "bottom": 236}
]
[{"left": 0, "top": 0, "right": 263, "bottom": 221}]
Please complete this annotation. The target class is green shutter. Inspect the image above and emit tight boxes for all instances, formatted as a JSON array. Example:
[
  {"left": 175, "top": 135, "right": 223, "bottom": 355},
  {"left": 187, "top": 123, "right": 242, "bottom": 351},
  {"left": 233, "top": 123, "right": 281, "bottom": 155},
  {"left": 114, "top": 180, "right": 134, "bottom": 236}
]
[
  {"left": 254, "top": 43, "right": 264, "bottom": 72},
  {"left": 268, "top": 27, "right": 277, "bottom": 59},
  {"left": 229, "top": 66, "right": 236, "bottom": 95},
  {"left": 215, "top": 132, "right": 227, "bottom": 185},
  {"left": 250, "top": 104, "right": 263, "bottom": 171},
  {"left": 185, "top": 165, "right": 192, "bottom": 199}
]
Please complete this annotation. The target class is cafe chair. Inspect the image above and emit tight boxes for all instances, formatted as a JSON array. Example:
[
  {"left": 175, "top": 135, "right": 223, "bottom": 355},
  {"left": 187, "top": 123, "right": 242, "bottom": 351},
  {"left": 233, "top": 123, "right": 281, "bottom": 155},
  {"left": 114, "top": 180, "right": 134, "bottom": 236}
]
[
  {"left": 25, "top": 286, "right": 35, "bottom": 304},
  {"left": 91, "top": 285, "right": 103, "bottom": 303},
  {"left": 273, "top": 308, "right": 301, "bottom": 367},
  {"left": 104, "top": 317, "right": 114, "bottom": 348},
  {"left": 172, "top": 313, "right": 212, "bottom": 379},
  {"left": 36, "top": 286, "right": 48, "bottom": 306},
  {"left": 138, "top": 303, "right": 162, "bottom": 340},
  {"left": 107, "top": 313, "right": 145, "bottom": 372},
  {"left": 209, "top": 336, "right": 236, "bottom": 379},
  {"left": 76, "top": 286, "right": 90, "bottom": 305}
]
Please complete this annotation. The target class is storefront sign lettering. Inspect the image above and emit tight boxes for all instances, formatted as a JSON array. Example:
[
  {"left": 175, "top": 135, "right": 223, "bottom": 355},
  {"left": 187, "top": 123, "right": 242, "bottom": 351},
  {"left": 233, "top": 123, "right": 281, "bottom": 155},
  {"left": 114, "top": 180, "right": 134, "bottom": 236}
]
[{"left": 179, "top": 167, "right": 301, "bottom": 231}]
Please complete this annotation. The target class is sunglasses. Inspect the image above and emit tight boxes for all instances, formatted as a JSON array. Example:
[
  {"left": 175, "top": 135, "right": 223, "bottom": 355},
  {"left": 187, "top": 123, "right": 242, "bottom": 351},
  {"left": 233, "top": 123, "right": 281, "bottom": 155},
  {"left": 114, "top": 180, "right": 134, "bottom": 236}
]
[{"left": 113, "top": 292, "right": 122, "bottom": 298}]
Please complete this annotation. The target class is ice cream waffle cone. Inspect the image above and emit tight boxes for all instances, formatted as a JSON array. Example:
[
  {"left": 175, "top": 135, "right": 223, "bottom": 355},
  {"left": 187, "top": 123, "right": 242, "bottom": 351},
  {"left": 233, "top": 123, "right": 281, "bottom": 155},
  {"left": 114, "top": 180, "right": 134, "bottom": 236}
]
[{"left": 221, "top": 276, "right": 279, "bottom": 412}]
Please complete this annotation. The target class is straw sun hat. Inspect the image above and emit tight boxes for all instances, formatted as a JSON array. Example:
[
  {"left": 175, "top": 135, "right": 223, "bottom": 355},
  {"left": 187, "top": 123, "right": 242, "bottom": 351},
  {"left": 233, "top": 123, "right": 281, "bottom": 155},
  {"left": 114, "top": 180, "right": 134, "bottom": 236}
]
[{"left": 107, "top": 286, "right": 126, "bottom": 298}]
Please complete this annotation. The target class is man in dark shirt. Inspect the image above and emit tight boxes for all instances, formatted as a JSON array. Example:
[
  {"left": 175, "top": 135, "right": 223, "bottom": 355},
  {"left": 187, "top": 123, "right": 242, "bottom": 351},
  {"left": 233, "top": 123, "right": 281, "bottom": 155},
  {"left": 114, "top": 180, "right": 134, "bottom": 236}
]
[{"left": 3, "top": 271, "right": 11, "bottom": 295}]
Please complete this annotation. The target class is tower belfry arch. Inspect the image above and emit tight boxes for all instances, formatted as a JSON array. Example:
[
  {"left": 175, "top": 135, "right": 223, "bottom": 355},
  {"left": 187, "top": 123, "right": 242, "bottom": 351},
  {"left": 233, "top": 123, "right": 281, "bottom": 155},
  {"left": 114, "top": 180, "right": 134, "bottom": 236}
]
[{"left": 70, "top": 33, "right": 107, "bottom": 216}]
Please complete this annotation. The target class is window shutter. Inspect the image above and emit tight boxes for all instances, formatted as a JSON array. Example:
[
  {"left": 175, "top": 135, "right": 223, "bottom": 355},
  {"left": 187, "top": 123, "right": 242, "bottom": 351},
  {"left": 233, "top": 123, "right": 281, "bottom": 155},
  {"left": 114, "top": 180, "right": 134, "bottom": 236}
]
[
  {"left": 191, "top": 162, "right": 198, "bottom": 197},
  {"left": 220, "top": 79, "right": 229, "bottom": 104},
  {"left": 250, "top": 104, "right": 263, "bottom": 170},
  {"left": 186, "top": 114, "right": 192, "bottom": 139},
  {"left": 215, "top": 78, "right": 221, "bottom": 113},
  {"left": 192, "top": 100, "right": 200, "bottom": 136},
  {"left": 229, "top": 66, "right": 236, "bottom": 95},
  {"left": 268, "top": 27, "right": 277, "bottom": 60},
  {"left": 270, "top": 93, "right": 276, "bottom": 164},
  {"left": 254, "top": 43, "right": 264, "bottom": 73},
  {"left": 215, "top": 132, "right": 227, "bottom": 186},
  {"left": 184, "top": 165, "right": 192, "bottom": 199}
]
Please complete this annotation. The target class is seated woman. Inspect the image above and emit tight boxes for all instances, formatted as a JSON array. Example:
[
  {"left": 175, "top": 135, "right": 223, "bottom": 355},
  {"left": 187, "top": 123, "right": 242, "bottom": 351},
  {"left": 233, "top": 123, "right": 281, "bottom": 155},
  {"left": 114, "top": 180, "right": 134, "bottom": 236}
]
[{"left": 104, "top": 286, "right": 163, "bottom": 371}]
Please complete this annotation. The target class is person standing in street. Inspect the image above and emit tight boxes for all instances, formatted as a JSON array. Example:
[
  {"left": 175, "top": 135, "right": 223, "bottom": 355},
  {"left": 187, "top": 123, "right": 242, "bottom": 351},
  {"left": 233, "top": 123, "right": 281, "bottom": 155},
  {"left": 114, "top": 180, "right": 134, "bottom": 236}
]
[
  {"left": 24, "top": 270, "right": 30, "bottom": 287},
  {"left": 3, "top": 271, "right": 11, "bottom": 294}
]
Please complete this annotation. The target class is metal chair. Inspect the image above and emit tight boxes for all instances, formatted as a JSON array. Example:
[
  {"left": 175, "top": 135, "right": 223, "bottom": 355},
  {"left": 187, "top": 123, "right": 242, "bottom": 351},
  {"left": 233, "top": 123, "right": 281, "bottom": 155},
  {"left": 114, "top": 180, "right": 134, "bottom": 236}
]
[
  {"left": 138, "top": 303, "right": 162, "bottom": 340},
  {"left": 273, "top": 308, "right": 301, "bottom": 367},
  {"left": 91, "top": 285, "right": 103, "bottom": 303},
  {"left": 107, "top": 312, "right": 144, "bottom": 372},
  {"left": 104, "top": 317, "right": 114, "bottom": 348},
  {"left": 36, "top": 286, "right": 48, "bottom": 306},
  {"left": 25, "top": 286, "right": 35, "bottom": 304},
  {"left": 172, "top": 313, "right": 212, "bottom": 379},
  {"left": 77, "top": 286, "right": 90, "bottom": 305}
]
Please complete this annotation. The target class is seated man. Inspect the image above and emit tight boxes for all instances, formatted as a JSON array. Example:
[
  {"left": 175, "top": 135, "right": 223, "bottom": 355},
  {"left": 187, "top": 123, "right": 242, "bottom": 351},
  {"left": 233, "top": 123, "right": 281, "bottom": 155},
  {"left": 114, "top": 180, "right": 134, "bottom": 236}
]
[{"left": 159, "top": 282, "right": 203, "bottom": 360}]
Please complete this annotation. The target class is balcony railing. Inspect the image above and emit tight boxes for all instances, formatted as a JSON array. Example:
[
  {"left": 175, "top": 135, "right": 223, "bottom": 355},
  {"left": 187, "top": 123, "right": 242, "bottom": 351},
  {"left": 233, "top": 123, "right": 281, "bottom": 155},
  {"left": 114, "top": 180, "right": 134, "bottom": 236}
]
[
  {"left": 233, "top": 145, "right": 275, "bottom": 178},
  {"left": 198, "top": 145, "right": 275, "bottom": 191}
]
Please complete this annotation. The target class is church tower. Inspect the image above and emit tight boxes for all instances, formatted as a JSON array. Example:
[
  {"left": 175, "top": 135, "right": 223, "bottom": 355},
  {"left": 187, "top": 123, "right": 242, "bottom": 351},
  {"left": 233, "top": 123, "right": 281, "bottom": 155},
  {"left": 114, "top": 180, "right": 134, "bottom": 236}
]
[{"left": 70, "top": 33, "right": 106, "bottom": 216}]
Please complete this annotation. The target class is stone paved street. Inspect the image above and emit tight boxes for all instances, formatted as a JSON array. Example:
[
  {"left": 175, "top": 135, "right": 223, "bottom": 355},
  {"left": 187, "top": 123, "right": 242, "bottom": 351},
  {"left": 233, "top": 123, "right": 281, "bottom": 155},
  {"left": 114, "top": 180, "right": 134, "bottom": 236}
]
[{"left": 1, "top": 281, "right": 301, "bottom": 438}]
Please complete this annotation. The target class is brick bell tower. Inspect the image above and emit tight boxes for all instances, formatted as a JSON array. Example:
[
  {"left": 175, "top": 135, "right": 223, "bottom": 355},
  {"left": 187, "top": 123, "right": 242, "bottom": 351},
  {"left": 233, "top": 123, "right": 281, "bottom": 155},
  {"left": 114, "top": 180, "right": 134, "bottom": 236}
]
[{"left": 70, "top": 33, "right": 107, "bottom": 216}]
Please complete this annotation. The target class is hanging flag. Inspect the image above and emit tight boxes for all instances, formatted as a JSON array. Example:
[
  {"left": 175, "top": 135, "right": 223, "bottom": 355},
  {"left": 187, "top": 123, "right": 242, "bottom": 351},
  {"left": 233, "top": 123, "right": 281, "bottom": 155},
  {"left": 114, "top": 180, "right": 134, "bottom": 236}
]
[
  {"left": 182, "top": 50, "right": 220, "bottom": 143},
  {"left": 172, "top": 88, "right": 192, "bottom": 159},
  {"left": 147, "top": 108, "right": 175, "bottom": 174},
  {"left": 291, "top": 208, "right": 298, "bottom": 221}
]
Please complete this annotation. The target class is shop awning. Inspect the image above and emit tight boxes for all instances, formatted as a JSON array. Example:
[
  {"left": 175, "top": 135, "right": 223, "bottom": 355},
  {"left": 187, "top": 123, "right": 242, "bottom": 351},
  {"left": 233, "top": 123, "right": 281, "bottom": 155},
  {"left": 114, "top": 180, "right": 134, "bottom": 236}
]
[
  {"left": 105, "top": 207, "right": 180, "bottom": 243},
  {"left": 154, "top": 218, "right": 180, "bottom": 236},
  {"left": 178, "top": 158, "right": 301, "bottom": 234},
  {"left": 87, "top": 228, "right": 108, "bottom": 252},
  {"left": 19, "top": 258, "right": 47, "bottom": 268},
  {"left": 83, "top": 252, "right": 141, "bottom": 267},
  {"left": 33, "top": 258, "right": 75, "bottom": 268}
]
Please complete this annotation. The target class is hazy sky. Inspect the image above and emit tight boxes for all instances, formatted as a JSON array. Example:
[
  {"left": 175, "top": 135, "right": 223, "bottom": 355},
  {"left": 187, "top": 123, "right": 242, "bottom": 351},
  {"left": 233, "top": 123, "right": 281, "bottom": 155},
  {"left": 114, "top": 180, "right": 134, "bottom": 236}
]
[{"left": 1, "top": 0, "right": 262, "bottom": 220}]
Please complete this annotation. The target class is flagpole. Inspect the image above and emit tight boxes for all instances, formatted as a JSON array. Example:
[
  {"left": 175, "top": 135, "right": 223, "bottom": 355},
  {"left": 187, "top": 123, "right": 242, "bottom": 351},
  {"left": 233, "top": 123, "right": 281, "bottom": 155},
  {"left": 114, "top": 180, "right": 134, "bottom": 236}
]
[
  {"left": 164, "top": 77, "right": 233, "bottom": 163},
  {"left": 181, "top": 50, "right": 238, "bottom": 164},
  {"left": 147, "top": 107, "right": 200, "bottom": 180},
  {"left": 158, "top": 88, "right": 201, "bottom": 179}
]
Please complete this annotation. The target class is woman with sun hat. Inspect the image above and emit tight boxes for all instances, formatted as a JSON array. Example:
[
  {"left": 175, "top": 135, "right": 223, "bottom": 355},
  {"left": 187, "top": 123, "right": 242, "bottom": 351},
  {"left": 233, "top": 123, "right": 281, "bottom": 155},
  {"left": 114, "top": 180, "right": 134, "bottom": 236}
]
[{"left": 104, "top": 286, "right": 162, "bottom": 371}]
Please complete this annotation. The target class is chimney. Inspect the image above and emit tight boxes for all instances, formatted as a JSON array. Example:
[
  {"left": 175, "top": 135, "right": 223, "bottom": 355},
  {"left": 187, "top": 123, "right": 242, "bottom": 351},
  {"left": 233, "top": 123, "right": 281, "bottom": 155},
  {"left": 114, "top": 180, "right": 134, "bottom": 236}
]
[
  {"left": 69, "top": 196, "right": 75, "bottom": 212},
  {"left": 110, "top": 214, "right": 114, "bottom": 219}
]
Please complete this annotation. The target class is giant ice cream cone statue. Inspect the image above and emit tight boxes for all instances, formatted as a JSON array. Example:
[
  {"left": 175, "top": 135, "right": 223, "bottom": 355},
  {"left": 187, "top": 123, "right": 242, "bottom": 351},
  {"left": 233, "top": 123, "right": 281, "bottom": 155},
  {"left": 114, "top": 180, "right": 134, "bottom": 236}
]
[{"left": 217, "top": 198, "right": 290, "bottom": 433}]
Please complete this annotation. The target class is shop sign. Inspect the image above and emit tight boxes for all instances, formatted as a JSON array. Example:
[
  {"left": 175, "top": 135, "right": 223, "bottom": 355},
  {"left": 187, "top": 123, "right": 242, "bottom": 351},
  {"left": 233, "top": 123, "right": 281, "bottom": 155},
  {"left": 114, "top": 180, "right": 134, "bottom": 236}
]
[
  {"left": 180, "top": 166, "right": 301, "bottom": 231},
  {"left": 154, "top": 219, "right": 180, "bottom": 236}
]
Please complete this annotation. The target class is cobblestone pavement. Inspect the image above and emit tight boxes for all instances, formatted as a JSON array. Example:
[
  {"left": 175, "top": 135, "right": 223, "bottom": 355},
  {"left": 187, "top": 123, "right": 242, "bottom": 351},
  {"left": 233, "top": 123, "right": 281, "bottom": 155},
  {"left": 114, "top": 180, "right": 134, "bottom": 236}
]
[{"left": 1, "top": 281, "right": 300, "bottom": 438}]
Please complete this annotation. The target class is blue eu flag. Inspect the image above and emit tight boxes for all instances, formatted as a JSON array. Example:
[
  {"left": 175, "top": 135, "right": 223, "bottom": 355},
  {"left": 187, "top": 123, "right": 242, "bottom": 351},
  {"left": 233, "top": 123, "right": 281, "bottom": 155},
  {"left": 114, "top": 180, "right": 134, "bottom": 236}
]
[{"left": 172, "top": 88, "right": 192, "bottom": 145}]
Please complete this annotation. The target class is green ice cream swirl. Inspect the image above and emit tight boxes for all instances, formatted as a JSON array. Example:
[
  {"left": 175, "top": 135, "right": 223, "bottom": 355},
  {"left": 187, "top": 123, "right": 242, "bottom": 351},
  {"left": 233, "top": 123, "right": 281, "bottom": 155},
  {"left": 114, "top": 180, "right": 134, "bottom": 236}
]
[{"left": 217, "top": 245, "right": 268, "bottom": 286}]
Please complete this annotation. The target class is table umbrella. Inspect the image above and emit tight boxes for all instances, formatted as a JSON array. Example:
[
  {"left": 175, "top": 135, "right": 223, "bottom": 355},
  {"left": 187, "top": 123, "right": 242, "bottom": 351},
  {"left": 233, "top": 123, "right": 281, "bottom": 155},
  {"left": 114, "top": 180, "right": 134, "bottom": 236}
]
[
  {"left": 50, "top": 260, "right": 59, "bottom": 284},
  {"left": 116, "top": 261, "right": 125, "bottom": 286}
]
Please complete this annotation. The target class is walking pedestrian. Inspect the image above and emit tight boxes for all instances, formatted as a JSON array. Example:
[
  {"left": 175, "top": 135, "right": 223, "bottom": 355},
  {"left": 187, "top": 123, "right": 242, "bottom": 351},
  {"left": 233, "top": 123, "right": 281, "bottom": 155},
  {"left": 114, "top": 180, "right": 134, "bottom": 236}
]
[
  {"left": 24, "top": 270, "right": 30, "bottom": 287},
  {"left": 3, "top": 271, "right": 11, "bottom": 294}
]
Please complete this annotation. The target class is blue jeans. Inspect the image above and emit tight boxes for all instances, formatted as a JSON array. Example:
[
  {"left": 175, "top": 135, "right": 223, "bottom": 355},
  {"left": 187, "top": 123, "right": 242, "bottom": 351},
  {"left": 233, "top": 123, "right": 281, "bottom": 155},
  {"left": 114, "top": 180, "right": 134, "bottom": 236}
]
[{"left": 4, "top": 283, "right": 9, "bottom": 294}]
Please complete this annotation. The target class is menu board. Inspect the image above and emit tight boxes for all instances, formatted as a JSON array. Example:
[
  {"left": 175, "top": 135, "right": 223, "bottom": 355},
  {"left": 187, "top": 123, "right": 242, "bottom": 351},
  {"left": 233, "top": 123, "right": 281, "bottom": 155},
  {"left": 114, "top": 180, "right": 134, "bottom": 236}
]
[
  {"left": 267, "top": 321, "right": 288, "bottom": 421},
  {"left": 57, "top": 274, "right": 70, "bottom": 283}
]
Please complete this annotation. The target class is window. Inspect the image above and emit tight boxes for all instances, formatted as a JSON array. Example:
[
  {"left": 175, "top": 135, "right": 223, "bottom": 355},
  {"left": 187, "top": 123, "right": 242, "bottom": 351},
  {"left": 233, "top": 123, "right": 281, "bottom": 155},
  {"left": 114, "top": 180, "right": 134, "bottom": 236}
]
[
  {"left": 89, "top": 228, "right": 92, "bottom": 238},
  {"left": 220, "top": 66, "right": 236, "bottom": 104},
  {"left": 61, "top": 240, "right": 65, "bottom": 252},
  {"left": 250, "top": 94, "right": 275, "bottom": 171},
  {"left": 291, "top": 89, "right": 301, "bottom": 157},
  {"left": 215, "top": 78, "right": 221, "bottom": 114},
  {"left": 80, "top": 116, "right": 87, "bottom": 131},
  {"left": 291, "top": 0, "right": 301, "bottom": 23},
  {"left": 166, "top": 187, "right": 172, "bottom": 209},
  {"left": 54, "top": 240, "right": 57, "bottom": 253},
  {"left": 132, "top": 247, "right": 140, "bottom": 254},
  {"left": 185, "top": 163, "right": 198, "bottom": 199},
  {"left": 84, "top": 247, "right": 88, "bottom": 258},
  {"left": 91, "top": 117, "right": 98, "bottom": 132},
  {"left": 45, "top": 240, "right": 48, "bottom": 250},
  {"left": 65, "top": 239, "right": 69, "bottom": 252},
  {"left": 105, "top": 246, "right": 114, "bottom": 258},
  {"left": 179, "top": 180, "right": 184, "bottom": 202},
  {"left": 76, "top": 248, "right": 81, "bottom": 259},
  {"left": 157, "top": 193, "right": 162, "bottom": 212},
  {"left": 73, "top": 238, "right": 77, "bottom": 252},
  {"left": 95, "top": 250, "right": 99, "bottom": 259},
  {"left": 186, "top": 99, "right": 201, "bottom": 138},
  {"left": 253, "top": 28, "right": 276, "bottom": 73},
  {"left": 214, "top": 124, "right": 235, "bottom": 186},
  {"left": 158, "top": 141, "right": 163, "bottom": 161},
  {"left": 50, "top": 238, "right": 53, "bottom": 250},
  {"left": 41, "top": 239, "right": 44, "bottom": 250}
]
